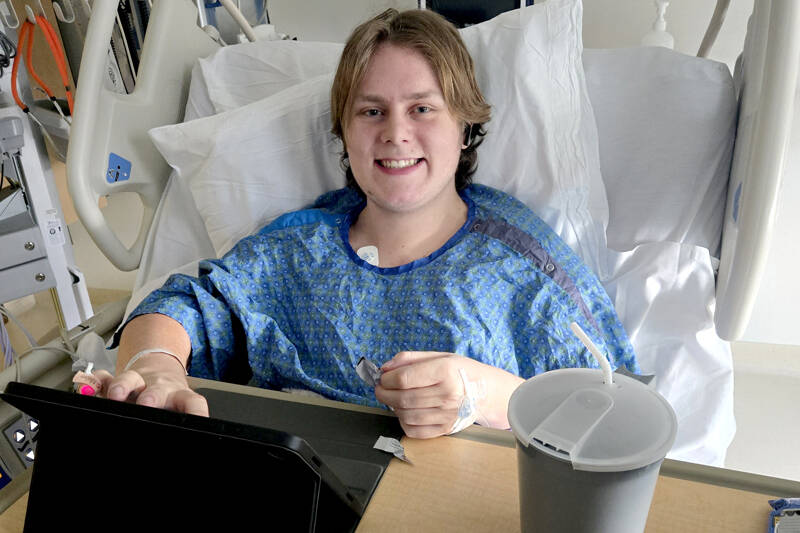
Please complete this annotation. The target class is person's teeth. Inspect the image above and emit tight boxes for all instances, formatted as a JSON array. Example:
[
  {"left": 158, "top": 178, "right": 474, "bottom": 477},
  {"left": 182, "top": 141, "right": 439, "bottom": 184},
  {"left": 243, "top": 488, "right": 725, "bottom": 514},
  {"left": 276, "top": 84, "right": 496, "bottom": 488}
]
[{"left": 381, "top": 159, "right": 418, "bottom": 168}]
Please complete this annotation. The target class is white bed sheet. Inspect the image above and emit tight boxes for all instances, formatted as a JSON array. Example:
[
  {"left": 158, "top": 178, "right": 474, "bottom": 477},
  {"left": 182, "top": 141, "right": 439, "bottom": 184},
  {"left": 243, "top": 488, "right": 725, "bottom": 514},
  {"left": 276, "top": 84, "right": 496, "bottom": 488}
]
[
  {"left": 603, "top": 242, "right": 734, "bottom": 465},
  {"left": 127, "top": 4, "right": 734, "bottom": 467}
]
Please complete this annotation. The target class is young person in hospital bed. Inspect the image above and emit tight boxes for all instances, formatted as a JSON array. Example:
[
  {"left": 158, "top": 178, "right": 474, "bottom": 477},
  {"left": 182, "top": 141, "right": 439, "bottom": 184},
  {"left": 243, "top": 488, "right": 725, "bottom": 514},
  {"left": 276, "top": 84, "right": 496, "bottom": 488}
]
[{"left": 98, "top": 9, "right": 638, "bottom": 438}]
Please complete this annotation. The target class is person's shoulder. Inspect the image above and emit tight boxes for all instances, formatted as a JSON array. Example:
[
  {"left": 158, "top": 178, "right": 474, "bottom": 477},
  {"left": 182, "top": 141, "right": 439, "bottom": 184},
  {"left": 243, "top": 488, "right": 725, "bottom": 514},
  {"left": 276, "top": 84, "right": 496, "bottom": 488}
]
[
  {"left": 257, "top": 187, "right": 362, "bottom": 236},
  {"left": 465, "top": 184, "right": 582, "bottom": 267},
  {"left": 466, "top": 184, "right": 550, "bottom": 235}
]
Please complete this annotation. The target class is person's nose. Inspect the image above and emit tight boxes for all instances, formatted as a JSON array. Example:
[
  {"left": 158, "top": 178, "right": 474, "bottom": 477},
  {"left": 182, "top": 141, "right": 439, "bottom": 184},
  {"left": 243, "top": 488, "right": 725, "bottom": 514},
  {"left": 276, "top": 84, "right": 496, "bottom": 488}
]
[{"left": 380, "top": 112, "right": 410, "bottom": 144}]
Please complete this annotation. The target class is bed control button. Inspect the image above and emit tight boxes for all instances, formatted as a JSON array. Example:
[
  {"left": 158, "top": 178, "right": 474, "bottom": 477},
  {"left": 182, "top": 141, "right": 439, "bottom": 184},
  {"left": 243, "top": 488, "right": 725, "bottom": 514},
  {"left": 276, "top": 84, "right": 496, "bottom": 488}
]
[
  {"left": 13, "top": 430, "right": 24, "bottom": 443},
  {"left": 24, "top": 449, "right": 34, "bottom": 462}
]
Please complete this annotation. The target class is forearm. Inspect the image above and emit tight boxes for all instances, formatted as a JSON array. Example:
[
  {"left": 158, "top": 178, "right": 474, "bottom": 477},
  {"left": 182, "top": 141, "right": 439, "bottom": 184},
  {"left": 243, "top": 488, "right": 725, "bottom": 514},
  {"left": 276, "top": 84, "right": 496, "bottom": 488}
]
[
  {"left": 101, "top": 313, "right": 208, "bottom": 415},
  {"left": 117, "top": 313, "right": 192, "bottom": 375}
]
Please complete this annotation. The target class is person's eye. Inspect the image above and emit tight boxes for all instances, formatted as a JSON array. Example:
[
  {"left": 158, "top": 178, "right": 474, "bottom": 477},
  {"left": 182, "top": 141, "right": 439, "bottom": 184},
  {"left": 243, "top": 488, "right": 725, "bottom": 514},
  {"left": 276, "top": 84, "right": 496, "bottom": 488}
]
[
  {"left": 415, "top": 106, "right": 431, "bottom": 114},
  {"left": 364, "top": 108, "right": 382, "bottom": 117}
]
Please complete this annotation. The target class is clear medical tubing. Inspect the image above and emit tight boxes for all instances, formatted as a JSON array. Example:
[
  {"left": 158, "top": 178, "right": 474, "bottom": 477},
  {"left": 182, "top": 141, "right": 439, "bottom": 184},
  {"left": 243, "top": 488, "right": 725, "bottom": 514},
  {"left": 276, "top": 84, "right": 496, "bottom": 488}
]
[
  {"left": 0, "top": 297, "right": 127, "bottom": 390},
  {"left": 715, "top": 0, "right": 800, "bottom": 340},
  {"left": 67, "top": 0, "right": 219, "bottom": 271}
]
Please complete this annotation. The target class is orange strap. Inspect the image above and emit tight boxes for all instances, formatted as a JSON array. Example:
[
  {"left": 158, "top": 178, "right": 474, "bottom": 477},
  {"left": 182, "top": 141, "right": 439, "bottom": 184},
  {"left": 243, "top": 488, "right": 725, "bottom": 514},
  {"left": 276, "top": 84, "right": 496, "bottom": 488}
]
[
  {"left": 10, "top": 21, "right": 32, "bottom": 112},
  {"left": 36, "top": 15, "right": 73, "bottom": 115},
  {"left": 25, "top": 19, "right": 55, "bottom": 100},
  {"left": 11, "top": 16, "right": 74, "bottom": 116}
]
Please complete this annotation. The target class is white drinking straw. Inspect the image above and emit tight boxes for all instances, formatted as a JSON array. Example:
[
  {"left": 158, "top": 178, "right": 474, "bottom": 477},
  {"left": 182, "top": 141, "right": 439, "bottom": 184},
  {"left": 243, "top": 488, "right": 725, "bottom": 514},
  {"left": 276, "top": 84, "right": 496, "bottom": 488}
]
[{"left": 569, "top": 322, "right": 613, "bottom": 385}]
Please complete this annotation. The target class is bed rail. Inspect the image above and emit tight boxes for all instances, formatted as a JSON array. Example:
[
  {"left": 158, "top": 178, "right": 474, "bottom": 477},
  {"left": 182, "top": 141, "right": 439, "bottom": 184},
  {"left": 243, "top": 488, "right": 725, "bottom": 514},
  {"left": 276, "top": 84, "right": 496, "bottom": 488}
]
[
  {"left": 67, "top": 0, "right": 219, "bottom": 271},
  {"left": 714, "top": 0, "right": 800, "bottom": 340}
]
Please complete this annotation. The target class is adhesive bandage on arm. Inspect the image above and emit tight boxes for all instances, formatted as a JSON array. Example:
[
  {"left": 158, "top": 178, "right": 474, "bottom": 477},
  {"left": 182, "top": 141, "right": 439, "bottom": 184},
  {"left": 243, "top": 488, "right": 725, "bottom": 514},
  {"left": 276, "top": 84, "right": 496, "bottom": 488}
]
[
  {"left": 447, "top": 368, "right": 489, "bottom": 435},
  {"left": 123, "top": 348, "right": 188, "bottom": 375}
]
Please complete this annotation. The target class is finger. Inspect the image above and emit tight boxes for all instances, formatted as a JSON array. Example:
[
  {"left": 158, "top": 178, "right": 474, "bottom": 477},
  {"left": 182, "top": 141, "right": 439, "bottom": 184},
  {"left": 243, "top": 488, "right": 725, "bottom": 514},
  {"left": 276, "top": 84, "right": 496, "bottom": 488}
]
[
  {"left": 394, "top": 406, "right": 459, "bottom": 427},
  {"left": 380, "top": 358, "right": 449, "bottom": 390},
  {"left": 376, "top": 383, "right": 461, "bottom": 410},
  {"left": 74, "top": 369, "right": 111, "bottom": 396},
  {"left": 106, "top": 370, "right": 146, "bottom": 402},
  {"left": 93, "top": 369, "right": 114, "bottom": 395},
  {"left": 168, "top": 389, "right": 210, "bottom": 417},
  {"left": 382, "top": 351, "right": 448, "bottom": 371},
  {"left": 135, "top": 385, "right": 170, "bottom": 409},
  {"left": 399, "top": 420, "right": 450, "bottom": 439}
]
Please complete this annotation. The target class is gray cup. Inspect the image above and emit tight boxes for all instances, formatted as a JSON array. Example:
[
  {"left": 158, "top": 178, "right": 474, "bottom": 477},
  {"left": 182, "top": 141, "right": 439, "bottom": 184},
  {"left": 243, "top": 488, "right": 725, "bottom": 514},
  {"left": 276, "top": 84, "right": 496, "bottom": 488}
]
[{"left": 508, "top": 368, "right": 677, "bottom": 533}]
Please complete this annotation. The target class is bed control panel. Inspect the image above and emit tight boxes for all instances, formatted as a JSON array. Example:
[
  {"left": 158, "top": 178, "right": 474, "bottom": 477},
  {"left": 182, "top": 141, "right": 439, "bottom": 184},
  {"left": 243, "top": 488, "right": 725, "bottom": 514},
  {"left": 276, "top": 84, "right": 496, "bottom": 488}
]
[{"left": 2, "top": 415, "right": 38, "bottom": 468}]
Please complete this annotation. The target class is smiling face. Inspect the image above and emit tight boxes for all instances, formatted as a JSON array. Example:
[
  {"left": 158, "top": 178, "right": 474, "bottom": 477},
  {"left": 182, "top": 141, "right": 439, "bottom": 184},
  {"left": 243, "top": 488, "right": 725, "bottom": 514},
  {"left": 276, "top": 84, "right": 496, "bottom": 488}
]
[{"left": 344, "top": 43, "right": 465, "bottom": 216}]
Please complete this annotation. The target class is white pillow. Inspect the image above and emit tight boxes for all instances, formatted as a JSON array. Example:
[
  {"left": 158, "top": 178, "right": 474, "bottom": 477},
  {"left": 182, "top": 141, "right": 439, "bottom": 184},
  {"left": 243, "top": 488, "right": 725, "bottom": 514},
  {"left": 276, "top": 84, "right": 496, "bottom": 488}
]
[
  {"left": 583, "top": 47, "right": 736, "bottom": 257},
  {"left": 150, "top": 0, "right": 609, "bottom": 274},
  {"left": 199, "top": 40, "right": 345, "bottom": 114},
  {"left": 150, "top": 74, "right": 345, "bottom": 256},
  {"left": 463, "top": 1, "right": 608, "bottom": 273}
]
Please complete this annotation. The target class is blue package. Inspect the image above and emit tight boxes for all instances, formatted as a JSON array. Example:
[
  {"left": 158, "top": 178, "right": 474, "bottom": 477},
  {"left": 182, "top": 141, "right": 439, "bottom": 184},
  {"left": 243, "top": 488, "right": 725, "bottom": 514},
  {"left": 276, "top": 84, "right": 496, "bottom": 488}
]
[
  {"left": 768, "top": 498, "right": 800, "bottom": 533},
  {"left": 0, "top": 462, "right": 11, "bottom": 491}
]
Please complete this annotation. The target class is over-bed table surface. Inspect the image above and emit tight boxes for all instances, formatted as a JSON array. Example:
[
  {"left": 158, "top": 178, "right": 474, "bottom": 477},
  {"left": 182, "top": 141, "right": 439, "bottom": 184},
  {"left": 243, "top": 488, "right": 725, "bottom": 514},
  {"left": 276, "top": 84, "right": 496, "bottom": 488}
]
[{"left": 1, "top": 378, "right": 796, "bottom": 532}]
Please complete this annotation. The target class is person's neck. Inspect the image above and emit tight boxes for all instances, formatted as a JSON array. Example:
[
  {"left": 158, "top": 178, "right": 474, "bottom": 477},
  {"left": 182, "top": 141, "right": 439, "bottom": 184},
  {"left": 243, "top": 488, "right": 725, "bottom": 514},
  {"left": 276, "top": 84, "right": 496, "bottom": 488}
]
[{"left": 350, "top": 193, "right": 469, "bottom": 268}]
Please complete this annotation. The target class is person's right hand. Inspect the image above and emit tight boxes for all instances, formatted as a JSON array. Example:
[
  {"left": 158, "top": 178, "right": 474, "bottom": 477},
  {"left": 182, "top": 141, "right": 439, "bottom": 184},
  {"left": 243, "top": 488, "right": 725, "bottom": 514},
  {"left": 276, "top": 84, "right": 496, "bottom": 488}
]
[{"left": 95, "top": 351, "right": 209, "bottom": 416}]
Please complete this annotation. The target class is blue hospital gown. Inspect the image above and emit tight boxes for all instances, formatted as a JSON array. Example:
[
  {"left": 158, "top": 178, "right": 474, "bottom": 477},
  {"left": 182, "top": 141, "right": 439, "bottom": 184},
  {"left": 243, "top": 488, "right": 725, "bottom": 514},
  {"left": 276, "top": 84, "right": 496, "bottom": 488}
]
[{"left": 126, "top": 184, "right": 637, "bottom": 407}]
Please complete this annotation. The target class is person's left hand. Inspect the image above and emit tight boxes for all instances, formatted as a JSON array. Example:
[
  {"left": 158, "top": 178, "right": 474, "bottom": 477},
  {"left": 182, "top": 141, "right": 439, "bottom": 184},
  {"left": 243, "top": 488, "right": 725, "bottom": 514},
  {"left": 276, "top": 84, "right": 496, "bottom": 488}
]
[{"left": 375, "top": 351, "right": 524, "bottom": 439}]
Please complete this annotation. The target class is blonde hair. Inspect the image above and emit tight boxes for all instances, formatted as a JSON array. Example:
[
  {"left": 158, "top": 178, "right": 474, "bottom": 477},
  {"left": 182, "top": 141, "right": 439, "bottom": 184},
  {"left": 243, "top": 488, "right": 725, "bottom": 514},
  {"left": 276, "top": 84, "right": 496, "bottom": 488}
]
[{"left": 330, "top": 9, "right": 491, "bottom": 191}]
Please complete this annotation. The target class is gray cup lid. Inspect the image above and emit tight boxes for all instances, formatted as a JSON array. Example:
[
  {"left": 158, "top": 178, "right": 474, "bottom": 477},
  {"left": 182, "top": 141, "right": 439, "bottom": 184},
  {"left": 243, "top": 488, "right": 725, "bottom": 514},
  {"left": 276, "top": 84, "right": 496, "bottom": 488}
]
[{"left": 508, "top": 368, "right": 677, "bottom": 472}]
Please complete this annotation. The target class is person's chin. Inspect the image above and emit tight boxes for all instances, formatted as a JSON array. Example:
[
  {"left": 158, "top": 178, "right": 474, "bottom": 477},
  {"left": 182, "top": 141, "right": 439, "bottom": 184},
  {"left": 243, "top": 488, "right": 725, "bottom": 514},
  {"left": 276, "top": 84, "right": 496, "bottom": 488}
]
[
  {"left": 370, "top": 198, "right": 421, "bottom": 214},
  {"left": 367, "top": 189, "right": 427, "bottom": 214}
]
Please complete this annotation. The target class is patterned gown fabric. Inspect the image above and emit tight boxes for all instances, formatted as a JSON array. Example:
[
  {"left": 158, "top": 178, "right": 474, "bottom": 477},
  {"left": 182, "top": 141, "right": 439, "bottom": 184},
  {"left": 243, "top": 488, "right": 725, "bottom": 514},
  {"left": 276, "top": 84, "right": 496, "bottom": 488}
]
[{"left": 125, "top": 184, "right": 637, "bottom": 407}]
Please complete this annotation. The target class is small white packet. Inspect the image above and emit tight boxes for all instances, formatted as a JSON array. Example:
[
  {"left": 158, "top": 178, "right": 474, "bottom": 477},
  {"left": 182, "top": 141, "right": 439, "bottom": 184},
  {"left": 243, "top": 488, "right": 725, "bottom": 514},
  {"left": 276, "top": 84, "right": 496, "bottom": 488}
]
[
  {"left": 356, "top": 357, "right": 382, "bottom": 387},
  {"left": 373, "top": 436, "right": 412, "bottom": 464}
]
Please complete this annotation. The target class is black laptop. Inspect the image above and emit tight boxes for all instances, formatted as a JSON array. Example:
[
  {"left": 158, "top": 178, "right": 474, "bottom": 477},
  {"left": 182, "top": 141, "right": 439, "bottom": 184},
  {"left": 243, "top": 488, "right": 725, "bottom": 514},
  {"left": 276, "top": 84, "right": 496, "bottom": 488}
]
[{"left": 1, "top": 381, "right": 403, "bottom": 532}]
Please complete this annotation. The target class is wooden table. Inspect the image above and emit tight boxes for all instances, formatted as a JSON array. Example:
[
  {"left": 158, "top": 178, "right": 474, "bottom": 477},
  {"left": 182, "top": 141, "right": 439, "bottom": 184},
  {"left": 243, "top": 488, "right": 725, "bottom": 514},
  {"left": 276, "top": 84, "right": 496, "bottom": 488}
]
[{"left": 357, "top": 435, "right": 786, "bottom": 532}]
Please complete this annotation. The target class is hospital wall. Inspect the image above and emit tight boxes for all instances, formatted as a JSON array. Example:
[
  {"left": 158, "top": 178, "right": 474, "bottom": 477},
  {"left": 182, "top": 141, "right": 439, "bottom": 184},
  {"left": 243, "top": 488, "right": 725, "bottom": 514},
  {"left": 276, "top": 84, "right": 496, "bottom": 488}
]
[{"left": 261, "top": 0, "right": 753, "bottom": 67}]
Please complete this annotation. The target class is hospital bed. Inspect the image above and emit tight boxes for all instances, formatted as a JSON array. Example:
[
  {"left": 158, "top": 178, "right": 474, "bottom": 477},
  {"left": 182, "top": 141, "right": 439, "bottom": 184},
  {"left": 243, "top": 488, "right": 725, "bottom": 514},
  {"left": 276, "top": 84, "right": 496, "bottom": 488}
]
[{"left": 60, "top": 0, "right": 799, "bottom": 469}]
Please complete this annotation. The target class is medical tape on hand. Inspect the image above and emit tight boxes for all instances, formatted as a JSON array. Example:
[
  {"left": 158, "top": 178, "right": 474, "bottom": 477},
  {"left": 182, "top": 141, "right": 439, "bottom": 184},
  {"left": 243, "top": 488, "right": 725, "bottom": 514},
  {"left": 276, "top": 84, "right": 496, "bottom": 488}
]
[
  {"left": 123, "top": 348, "right": 188, "bottom": 375},
  {"left": 447, "top": 368, "right": 489, "bottom": 435}
]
